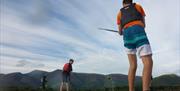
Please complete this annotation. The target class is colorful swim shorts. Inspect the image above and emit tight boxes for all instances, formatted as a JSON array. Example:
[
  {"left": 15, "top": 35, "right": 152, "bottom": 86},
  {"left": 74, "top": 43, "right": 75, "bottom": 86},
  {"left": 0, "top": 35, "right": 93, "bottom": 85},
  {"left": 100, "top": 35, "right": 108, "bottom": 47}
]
[{"left": 123, "top": 25, "right": 152, "bottom": 57}]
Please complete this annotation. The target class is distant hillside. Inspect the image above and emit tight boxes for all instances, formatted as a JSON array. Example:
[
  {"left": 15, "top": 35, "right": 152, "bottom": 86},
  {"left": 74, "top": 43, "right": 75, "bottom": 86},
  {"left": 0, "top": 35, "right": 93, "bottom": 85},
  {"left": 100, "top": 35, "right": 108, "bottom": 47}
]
[
  {"left": 0, "top": 72, "right": 40, "bottom": 88},
  {"left": 0, "top": 70, "right": 180, "bottom": 91},
  {"left": 152, "top": 74, "right": 180, "bottom": 86},
  {"left": 0, "top": 74, "right": 4, "bottom": 78},
  {"left": 26, "top": 70, "right": 48, "bottom": 80}
]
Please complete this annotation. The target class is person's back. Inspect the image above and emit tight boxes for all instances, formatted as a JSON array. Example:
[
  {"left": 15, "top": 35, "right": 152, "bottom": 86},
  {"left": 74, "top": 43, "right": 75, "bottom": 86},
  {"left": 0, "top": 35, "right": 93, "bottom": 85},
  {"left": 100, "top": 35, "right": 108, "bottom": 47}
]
[
  {"left": 63, "top": 63, "right": 72, "bottom": 74},
  {"left": 117, "top": 0, "right": 153, "bottom": 91},
  {"left": 117, "top": 1, "right": 146, "bottom": 34},
  {"left": 120, "top": 3, "right": 145, "bottom": 28}
]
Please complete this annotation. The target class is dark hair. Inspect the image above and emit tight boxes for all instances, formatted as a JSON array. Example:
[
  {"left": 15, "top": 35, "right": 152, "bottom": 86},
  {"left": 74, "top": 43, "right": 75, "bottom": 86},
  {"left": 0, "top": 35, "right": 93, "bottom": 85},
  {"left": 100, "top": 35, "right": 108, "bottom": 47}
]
[
  {"left": 69, "top": 59, "right": 74, "bottom": 62},
  {"left": 123, "top": 0, "right": 132, "bottom": 4}
]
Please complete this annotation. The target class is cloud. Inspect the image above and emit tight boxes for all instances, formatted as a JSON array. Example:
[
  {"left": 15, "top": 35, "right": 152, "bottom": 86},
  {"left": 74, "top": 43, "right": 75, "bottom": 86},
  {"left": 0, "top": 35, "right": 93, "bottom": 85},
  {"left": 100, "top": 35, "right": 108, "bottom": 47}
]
[
  {"left": 16, "top": 60, "right": 29, "bottom": 67},
  {"left": 16, "top": 59, "right": 45, "bottom": 68},
  {"left": 0, "top": 56, "right": 56, "bottom": 74}
]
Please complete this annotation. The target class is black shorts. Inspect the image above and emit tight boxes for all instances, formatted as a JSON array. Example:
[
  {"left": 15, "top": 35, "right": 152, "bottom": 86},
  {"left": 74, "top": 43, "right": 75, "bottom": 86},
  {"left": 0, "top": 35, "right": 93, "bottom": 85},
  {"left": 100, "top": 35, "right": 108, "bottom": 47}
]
[{"left": 62, "top": 71, "right": 70, "bottom": 83}]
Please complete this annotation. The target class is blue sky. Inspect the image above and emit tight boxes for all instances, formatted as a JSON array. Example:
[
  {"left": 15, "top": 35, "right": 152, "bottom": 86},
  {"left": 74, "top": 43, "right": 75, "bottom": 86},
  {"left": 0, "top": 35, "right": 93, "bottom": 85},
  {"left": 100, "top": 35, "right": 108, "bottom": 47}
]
[{"left": 0, "top": 0, "right": 180, "bottom": 77}]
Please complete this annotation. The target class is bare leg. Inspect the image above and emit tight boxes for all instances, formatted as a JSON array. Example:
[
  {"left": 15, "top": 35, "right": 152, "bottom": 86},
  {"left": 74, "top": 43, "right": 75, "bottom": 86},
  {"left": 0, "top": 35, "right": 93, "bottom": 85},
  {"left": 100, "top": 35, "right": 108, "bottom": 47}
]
[
  {"left": 128, "top": 54, "right": 137, "bottom": 91},
  {"left": 66, "top": 83, "right": 69, "bottom": 91},
  {"left": 60, "top": 82, "right": 64, "bottom": 91},
  {"left": 141, "top": 55, "right": 153, "bottom": 91}
]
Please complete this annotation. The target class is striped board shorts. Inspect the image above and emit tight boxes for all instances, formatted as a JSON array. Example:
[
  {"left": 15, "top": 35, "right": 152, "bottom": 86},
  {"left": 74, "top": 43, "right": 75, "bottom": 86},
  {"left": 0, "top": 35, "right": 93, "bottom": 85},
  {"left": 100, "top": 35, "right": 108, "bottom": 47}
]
[{"left": 123, "top": 25, "right": 152, "bottom": 57}]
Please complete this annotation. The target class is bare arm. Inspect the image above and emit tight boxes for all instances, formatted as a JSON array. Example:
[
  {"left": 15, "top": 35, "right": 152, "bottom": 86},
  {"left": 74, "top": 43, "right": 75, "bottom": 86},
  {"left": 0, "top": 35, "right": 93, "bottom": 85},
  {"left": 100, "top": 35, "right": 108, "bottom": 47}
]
[
  {"left": 117, "top": 11, "right": 123, "bottom": 35},
  {"left": 118, "top": 25, "right": 123, "bottom": 35},
  {"left": 142, "top": 16, "right": 146, "bottom": 27}
]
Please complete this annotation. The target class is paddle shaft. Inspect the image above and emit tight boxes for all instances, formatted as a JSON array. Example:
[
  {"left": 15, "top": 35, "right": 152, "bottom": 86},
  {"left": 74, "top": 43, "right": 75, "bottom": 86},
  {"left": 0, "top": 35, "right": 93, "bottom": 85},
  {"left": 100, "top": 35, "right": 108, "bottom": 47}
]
[{"left": 98, "top": 28, "right": 118, "bottom": 33}]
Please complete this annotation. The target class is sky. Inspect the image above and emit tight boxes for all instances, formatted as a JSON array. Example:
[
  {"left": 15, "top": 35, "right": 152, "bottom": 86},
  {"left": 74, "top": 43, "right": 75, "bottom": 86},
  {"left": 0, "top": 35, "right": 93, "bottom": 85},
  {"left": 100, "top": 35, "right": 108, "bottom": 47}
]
[{"left": 0, "top": 0, "right": 180, "bottom": 77}]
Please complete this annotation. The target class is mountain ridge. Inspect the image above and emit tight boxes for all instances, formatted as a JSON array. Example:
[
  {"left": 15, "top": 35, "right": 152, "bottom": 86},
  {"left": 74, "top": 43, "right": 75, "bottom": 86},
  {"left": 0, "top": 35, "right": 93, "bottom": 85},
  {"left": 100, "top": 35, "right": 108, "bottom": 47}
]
[{"left": 0, "top": 69, "right": 179, "bottom": 90}]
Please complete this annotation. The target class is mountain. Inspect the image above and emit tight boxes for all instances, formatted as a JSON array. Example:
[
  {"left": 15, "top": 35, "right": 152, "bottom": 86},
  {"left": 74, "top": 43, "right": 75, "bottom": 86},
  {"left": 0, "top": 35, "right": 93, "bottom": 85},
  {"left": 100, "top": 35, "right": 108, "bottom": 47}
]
[
  {"left": 71, "top": 73, "right": 106, "bottom": 89},
  {"left": 46, "top": 70, "right": 62, "bottom": 89},
  {"left": 0, "top": 74, "right": 4, "bottom": 78},
  {"left": 106, "top": 74, "right": 141, "bottom": 86},
  {"left": 26, "top": 70, "right": 48, "bottom": 80},
  {"left": 152, "top": 74, "right": 180, "bottom": 86},
  {"left": 0, "top": 72, "right": 40, "bottom": 88},
  {"left": 0, "top": 70, "right": 180, "bottom": 90}
]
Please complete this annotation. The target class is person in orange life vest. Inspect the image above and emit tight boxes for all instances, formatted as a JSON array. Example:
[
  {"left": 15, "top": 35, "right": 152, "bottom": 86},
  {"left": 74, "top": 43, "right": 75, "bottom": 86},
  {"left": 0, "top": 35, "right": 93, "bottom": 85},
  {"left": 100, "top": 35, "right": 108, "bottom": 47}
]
[
  {"left": 60, "top": 59, "right": 74, "bottom": 91},
  {"left": 117, "top": 0, "right": 153, "bottom": 91}
]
